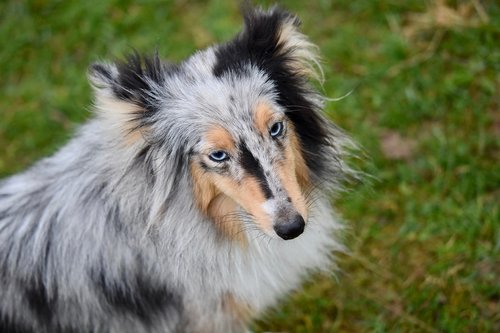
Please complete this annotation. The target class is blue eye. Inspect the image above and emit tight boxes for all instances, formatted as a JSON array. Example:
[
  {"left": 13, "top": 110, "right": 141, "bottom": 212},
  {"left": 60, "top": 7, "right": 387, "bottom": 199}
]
[
  {"left": 270, "top": 121, "right": 284, "bottom": 138},
  {"left": 209, "top": 150, "right": 229, "bottom": 162}
]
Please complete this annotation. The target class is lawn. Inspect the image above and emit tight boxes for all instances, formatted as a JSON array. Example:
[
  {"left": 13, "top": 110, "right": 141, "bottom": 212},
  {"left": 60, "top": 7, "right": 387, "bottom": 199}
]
[{"left": 0, "top": 0, "right": 498, "bottom": 332}]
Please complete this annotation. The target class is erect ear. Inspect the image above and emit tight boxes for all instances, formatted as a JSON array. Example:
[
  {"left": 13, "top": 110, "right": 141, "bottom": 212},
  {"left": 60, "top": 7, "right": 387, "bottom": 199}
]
[
  {"left": 87, "top": 53, "right": 167, "bottom": 139},
  {"left": 246, "top": 6, "right": 321, "bottom": 79},
  {"left": 213, "top": 6, "right": 321, "bottom": 81},
  {"left": 273, "top": 11, "right": 322, "bottom": 81}
]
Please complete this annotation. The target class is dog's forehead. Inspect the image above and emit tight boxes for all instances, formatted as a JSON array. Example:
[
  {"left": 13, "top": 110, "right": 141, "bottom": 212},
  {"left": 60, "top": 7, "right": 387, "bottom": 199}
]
[
  {"left": 191, "top": 51, "right": 274, "bottom": 104},
  {"left": 176, "top": 49, "right": 281, "bottom": 134}
]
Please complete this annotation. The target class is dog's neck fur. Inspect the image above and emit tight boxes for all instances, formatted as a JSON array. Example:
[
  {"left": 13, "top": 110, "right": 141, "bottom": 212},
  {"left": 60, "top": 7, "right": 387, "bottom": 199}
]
[{"left": 0, "top": 119, "right": 343, "bottom": 331}]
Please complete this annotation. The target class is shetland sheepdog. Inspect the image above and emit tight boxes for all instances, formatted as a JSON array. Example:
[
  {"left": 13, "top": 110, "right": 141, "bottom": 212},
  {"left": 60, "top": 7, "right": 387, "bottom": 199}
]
[{"left": 0, "top": 5, "right": 353, "bottom": 333}]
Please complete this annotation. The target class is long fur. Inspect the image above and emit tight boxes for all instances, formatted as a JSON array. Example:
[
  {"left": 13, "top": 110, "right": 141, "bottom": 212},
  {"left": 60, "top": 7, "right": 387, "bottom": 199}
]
[{"left": 0, "top": 6, "right": 353, "bottom": 333}]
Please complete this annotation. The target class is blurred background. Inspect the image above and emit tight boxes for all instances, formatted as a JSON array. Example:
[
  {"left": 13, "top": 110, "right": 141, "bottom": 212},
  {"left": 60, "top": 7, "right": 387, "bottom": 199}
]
[{"left": 0, "top": 0, "right": 498, "bottom": 332}]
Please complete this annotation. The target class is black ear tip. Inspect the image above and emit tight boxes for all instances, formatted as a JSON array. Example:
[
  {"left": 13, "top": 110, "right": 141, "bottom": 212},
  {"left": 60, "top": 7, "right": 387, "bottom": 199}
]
[
  {"left": 240, "top": 4, "right": 299, "bottom": 36},
  {"left": 88, "top": 62, "right": 119, "bottom": 90},
  {"left": 88, "top": 63, "right": 114, "bottom": 82}
]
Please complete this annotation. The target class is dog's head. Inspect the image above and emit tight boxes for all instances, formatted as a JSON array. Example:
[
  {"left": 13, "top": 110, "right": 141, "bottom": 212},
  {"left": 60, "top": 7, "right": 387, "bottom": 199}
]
[{"left": 88, "top": 6, "right": 346, "bottom": 241}]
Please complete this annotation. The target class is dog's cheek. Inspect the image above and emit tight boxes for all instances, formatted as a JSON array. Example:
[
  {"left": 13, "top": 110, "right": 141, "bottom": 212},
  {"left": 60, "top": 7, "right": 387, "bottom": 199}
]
[
  {"left": 289, "top": 126, "right": 310, "bottom": 190},
  {"left": 276, "top": 134, "right": 309, "bottom": 219},
  {"left": 207, "top": 194, "right": 247, "bottom": 246},
  {"left": 190, "top": 161, "right": 218, "bottom": 215},
  {"left": 212, "top": 175, "right": 274, "bottom": 233}
]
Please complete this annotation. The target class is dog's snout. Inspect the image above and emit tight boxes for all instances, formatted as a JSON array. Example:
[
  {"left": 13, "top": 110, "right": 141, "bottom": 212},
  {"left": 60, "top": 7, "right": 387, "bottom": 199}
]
[{"left": 274, "top": 214, "right": 305, "bottom": 240}]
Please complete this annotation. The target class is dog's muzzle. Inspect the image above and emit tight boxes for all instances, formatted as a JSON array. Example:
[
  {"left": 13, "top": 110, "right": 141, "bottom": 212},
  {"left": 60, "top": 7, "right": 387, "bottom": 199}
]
[{"left": 273, "top": 214, "right": 305, "bottom": 240}]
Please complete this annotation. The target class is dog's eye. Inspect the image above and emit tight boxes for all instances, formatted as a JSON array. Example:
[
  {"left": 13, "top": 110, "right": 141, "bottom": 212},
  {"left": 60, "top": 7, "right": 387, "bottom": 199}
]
[
  {"left": 208, "top": 150, "right": 229, "bottom": 162},
  {"left": 270, "top": 121, "right": 284, "bottom": 138}
]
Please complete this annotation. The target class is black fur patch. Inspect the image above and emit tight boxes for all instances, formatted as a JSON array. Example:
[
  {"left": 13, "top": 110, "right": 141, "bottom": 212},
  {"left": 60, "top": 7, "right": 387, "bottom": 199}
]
[
  {"left": 275, "top": 81, "right": 330, "bottom": 179},
  {"left": 239, "top": 142, "right": 273, "bottom": 199},
  {"left": 0, "top": 311, "right": 88, "bottom": 333},
  {"left": 212, "top": 7, "right": 292, "bottom": 78},
  {"left": 24, "top": 278, "right": 57, "bottom": 323},
  {"left": 213, "top": 7, "right": 331, "bottom": 180},
  {"left": 94, "top": 269, "right": 182, "bottom": 325},
  {"left": 113, "top": 52, "right": 165, "bottom": 111},
  {"left": 0, "top": 314, "right": 33, "bottom": 333}
]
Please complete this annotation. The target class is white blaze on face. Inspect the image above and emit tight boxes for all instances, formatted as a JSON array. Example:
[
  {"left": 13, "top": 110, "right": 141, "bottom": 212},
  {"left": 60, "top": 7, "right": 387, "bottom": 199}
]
[{"left": 261, "top": 199, "right": 277, "bottom": 218}]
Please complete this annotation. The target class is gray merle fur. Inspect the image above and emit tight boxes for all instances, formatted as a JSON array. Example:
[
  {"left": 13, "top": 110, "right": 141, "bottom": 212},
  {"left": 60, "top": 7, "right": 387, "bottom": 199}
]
[{"left": 0, "top": 5, "right": 354, "bottom": 333}]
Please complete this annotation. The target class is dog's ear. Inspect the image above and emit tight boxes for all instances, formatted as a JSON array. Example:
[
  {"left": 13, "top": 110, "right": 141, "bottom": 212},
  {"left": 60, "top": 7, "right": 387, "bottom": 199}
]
[
  {"left": 244, "top": 6, "right": 320, "bottom": 79},
  {"left": 88, "top": 53, "right": 167, "bottom": 140},
  {"left": 88, "top": 62, "right": 117, "bottom": 89},
  {"left": 214, "top": 6, "right": 321, "bottom": 81}
]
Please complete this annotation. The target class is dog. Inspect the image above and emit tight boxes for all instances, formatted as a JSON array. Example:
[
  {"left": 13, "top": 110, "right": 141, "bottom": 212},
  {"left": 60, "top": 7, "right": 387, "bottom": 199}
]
[{"left": 0, "top": 5, "right": 353, "bottom": 333}]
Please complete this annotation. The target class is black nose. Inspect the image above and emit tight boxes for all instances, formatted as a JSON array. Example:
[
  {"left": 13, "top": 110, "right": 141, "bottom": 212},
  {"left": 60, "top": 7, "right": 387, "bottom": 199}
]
[{"left": 274, "top": 215, "right": 305, "bottom": 240}]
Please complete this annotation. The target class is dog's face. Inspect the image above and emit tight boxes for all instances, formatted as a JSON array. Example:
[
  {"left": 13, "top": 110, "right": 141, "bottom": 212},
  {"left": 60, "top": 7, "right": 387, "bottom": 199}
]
[
  {"left": 88, "top": 7, "right": 336, "bottom": 242},
  {"left": 190, "top": 92, "right": 310, "bottom": 241}
]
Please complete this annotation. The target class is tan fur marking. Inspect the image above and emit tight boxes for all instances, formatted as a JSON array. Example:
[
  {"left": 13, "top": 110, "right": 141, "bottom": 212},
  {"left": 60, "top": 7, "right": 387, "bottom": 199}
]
[
  {"left": 205, "top": 126, "right": 235, "bottom": 152},
  {"left": 190, "top": 161, "right": 249, "bottom": 245},
  {"left": 254, "top": 102, "right": 275, "bottom": 135},
  {"left": 278, "top": 162, "right": 308, "bottom": 221},
  {"left": 275, "top": 125, "right": 310, "bottom": 220},
  {"left": 207, "top": 194, "right": 247, "bottom": 247},
  {"left": 190, "top": 161, "right": 218, "bottom": 215},
  {"left": 289, "top": 127, "right": 310, "bottom": 190},
  {"left": 222, "top": 293, "right": 253, "bottom": 324},
  {"left": 95, "top": 95, "right": 147, "bottom": 145},
  {"left": 239, "top": 177, "right": 273, "bottom": 231},
  {"left": 212, "top": 175, "right": 272, "bottom": 232}
]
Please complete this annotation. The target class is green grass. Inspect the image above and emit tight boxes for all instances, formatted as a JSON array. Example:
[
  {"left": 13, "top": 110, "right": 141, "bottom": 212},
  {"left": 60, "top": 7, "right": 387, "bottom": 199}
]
[{"left": 1, "top": 0, "right": 498, "bottom": 332}]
